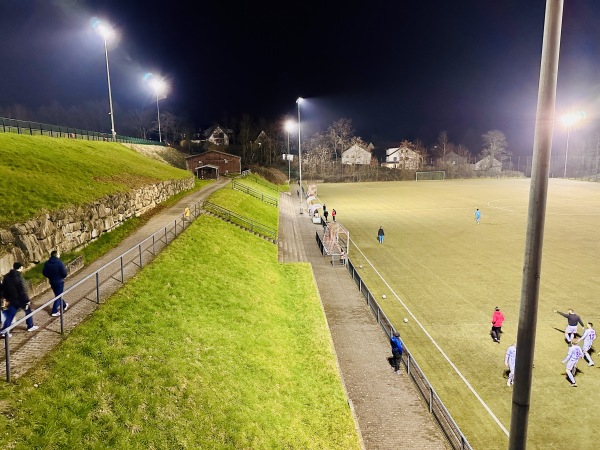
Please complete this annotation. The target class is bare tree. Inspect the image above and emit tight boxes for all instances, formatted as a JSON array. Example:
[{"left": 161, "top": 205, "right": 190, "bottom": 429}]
[
  {"left": 481, "top": 129, "right": 510, "bottom": 161},
  {"left": 327, "top": 118, "right": 354, "bottom": 161},
  {"left": 435, "top": 130, "right": 451, "bottom": 158}
]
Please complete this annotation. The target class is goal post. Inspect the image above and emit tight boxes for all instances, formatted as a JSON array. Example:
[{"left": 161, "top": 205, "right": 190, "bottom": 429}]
[{"left": 415, "top": 170, "right": 446, "bottom": 181}]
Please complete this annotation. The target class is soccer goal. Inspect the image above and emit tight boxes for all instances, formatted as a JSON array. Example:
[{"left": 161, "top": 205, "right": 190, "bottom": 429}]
[{"left": 415, "top": 171, "right": 445, "bottom": 181}]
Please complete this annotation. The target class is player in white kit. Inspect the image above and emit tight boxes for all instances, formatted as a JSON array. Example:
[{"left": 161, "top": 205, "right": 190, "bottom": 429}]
[
  {"left": 504, "top": 341, "right": 517, "bottom": 386},
  {"left": 579, "top": 322, "right": 596, "bottom": 366},
  {"left": 562, "top": 339, "right": 584, "bottom": 387}
]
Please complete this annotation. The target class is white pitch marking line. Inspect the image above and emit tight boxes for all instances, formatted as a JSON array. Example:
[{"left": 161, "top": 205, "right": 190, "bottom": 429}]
[{"left": 350, "top": 238, "right": 509, "bottom": 437}]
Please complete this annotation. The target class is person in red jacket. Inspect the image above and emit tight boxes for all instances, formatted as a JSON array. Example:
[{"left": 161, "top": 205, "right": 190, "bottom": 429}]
[{"left": 491, "top": 307, "right": 505, "bottom": 343}]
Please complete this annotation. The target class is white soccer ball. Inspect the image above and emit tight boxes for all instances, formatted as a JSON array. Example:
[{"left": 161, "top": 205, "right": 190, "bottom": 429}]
[
  {"left": 359, "top": 265, "right": 363, "bottom": 269},
  {"left": 382, "top": 294, "right": 387, "bottom": 299},
  {"left": 403, "top": 318, "right": 409, "bottom": 323}
]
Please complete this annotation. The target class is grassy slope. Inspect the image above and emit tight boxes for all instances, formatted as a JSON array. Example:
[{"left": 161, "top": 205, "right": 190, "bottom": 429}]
[
  {"left": 317, "top": 178, "right": 600, "bottom": 450},
  {"left": 0, "top": 133, "right": 190, "bottom": 227},
  {"left": 0, "top": 191, "right": 359, "bottom": 449}
]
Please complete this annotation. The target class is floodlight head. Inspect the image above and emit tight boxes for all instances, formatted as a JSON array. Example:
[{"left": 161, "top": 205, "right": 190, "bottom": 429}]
[
  {"left": 560, "top": 111, "right": 586, "bottom": 128},
  {"left": 284, "top": 120, "right": 296, "bottom": 133},
  {"left": 296, "top": 97, "right": 303, "bottom": 104},
  {"left": 151, "top": 79, "right": 168, "bottom": 96},
  {"left": 94, "top": 20, "right": 114, "bottom": 41}
]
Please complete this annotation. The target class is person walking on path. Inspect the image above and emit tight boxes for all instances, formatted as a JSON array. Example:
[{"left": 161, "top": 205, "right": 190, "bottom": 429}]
[
  {"left": 562, "top": 339, "right": 584, "bottom": 387},
  {"left": 390, "top": 331, "right": 403, "bottom": 374},
  {"left": 43, "top": 250, "right": 69, "bottom": 317},
  {"left": 505, "top": 341, "right": 517, "bottom": 386},
  {"left": 331, "top": 209, "right": 336, "bottom": 222},
  {"left": 0, "top": 262, "right": 39, "bottom": 336},
  {"left": 491, "top": 306, "right": 505, "bottom": 343},
  {"left": 554, "top": 309, "right": 584, "bottom": 343},
  {"left": 579, "top": 322, "right": 596, "bottom": 366},
  {"left": 323, "top": 208, "right": 329, "bottom": 223},
  {"left": 377, "top": 226, "right": 385, "bottom": 244},
  {"left": 475, "top": 208, "right": 481, "bottom": 224}
]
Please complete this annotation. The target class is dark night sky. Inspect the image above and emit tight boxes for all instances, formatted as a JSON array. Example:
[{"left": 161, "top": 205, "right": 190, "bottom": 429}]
[{"left": 1, "top": 0, "right": 600, "bottom": 155}]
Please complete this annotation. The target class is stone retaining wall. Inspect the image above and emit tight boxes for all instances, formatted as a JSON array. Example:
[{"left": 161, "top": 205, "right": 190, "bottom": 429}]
[{"left": 0, "top": 177, "right": 194, "bottom": 275}]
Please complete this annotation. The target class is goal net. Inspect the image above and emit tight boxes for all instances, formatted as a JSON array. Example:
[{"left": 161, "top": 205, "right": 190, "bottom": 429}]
[{"left": 415, "top": 171, "right": 445, "bottom": 181}]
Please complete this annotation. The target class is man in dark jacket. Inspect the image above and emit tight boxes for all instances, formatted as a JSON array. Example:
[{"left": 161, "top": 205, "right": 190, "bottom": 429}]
[
  {"left": 1, "top": 262, "right": 39, "bottom": 336},
  {"left": 390, "top": 331, "right": 403, "bottom": 374},
  {"left": 43, "top": 250, "right": 69, "bottom": 317}
]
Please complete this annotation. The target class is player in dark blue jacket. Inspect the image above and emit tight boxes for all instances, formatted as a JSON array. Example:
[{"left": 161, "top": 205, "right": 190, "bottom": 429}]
[{"left": 43, "top": 250, "right": 69, "bottom": 316}]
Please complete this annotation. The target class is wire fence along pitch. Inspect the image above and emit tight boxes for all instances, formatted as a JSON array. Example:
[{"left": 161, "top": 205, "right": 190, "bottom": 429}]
[
  {"left": 0, "top": 204, "right": 202, "bottom": 382},
  {"left": 314, "top": 232, "right": 472, "bottom": 450}
]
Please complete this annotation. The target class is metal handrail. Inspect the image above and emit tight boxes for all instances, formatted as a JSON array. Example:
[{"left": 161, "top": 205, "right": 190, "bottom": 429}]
[
  {"left": 203, "top": 201, "right": 277, "bottom": 242},
  {"left": 1, "top": 200, "right": 206, "bottom": 381},
  {"left": 231, "top": 181, "right": 278, "bottom": 206}
]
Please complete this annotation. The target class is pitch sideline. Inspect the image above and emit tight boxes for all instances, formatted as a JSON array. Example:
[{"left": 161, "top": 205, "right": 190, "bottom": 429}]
[{"left": 349, "top": 238, "right": 510, "bottom": 437}]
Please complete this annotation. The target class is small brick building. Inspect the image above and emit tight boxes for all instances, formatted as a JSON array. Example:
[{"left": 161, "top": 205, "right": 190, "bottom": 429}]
[{"left": 185, "top": 150, "right": 242, "bottom": 179}]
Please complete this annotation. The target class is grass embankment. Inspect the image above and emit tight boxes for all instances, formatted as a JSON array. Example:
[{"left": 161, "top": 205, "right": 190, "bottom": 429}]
[
  {"left": 0, "top": 214, "right": 360, "bottom": 448},
  {"left": 210, "top": 184, "right": 279, "bottom": 230},
  {"left": 0, "top": 133, "right": 191, "bottom": 227}
]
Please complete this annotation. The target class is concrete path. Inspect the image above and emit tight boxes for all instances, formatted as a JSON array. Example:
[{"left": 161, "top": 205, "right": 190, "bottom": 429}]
[
  {"left": 278, "top": 191, "right": 450, "bottom": 450},
  {"left": 1, "top": 178, "right": 229, "bottom": 380}
]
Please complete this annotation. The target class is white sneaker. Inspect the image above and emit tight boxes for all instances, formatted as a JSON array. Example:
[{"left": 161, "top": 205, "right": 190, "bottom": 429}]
[
  {"left": 63, "top": 303, "right": 69, "bottom": 311},
  {"left": 589, "top": 362, "right": 595, "bottom": 367},
  {"left": 507, "top": 380, "right": 511, "bottom": 386},
  {"left": 27, "top": 325, "right": 39, "bottom": 332},
  {"left": 51, "top": 312, "right": 61, "bottom": 317},
  {"left": 0, "top": 332, "right": 12, "bottom": 338}
]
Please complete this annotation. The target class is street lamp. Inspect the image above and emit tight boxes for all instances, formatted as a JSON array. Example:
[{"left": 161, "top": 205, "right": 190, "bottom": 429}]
[
  {"left": 284, "top": 120, "right": 295, "bottom": 183},
  {"left": 93, "top": 20, "right": 117, "bottom": 141},
  {"left": 150, "top": 78, "right": 167, "bottom": 143},
  {"left": 296, "top": 97, "right": 303, "bottom": 214},
  {"left": 560, "top": 111, "right": 586, "bottom": 178}
]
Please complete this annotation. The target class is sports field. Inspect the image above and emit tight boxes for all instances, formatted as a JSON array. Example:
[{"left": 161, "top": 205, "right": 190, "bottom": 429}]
[{"left": 317, "top": 178, "right": 600, "bottom": 450}]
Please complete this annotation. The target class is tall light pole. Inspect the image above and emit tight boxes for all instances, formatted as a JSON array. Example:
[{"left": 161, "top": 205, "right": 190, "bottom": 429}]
[
  {"left": 150, "top": 78, "right": 167, "bottom": 143},
  {"left": 94, "top": 21, "right": 117, "bottom": 141},
  {"left": 296, "top": 97, "right": 303, "bottom": 214},
  {"left": 284, "top": 120, "right": 295, "bottom": 183},
  {"left": 560, "top": 111, "right": 585, "bottom": 178}
]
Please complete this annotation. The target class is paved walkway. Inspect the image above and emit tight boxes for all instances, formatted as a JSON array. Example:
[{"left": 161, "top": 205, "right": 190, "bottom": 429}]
[
  {"left": 1, "top": 178, "right": 229, "bottom": 380},
  {"left": 279, "top": 192, "right": 450, "bottom": 450}
]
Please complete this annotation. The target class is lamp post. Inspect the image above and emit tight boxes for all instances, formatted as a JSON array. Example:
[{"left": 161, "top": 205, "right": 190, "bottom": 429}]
[
  {"left": 296, "top": 97, "right": 303, "bottom": 214},
  {"left": 284, "top": 120, "right": 295, "bottom": 183},
  {"left": 150, "top": 79, "right": 167, "bottom": 143},
  {"left": 561, "top": 111, "right": 585, "bottom": 178},
  {"left": 95, "top": 21, "right": 116, "bottom": 141}
]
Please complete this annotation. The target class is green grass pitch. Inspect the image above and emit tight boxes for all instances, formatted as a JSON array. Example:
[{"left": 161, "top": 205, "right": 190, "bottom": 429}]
[{"left": 317, "top": 178, "right": 600, "bottom": 450}]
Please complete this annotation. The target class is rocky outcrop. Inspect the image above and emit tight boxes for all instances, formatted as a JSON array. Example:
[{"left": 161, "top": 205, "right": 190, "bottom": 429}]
[{"left": 0, "top": 177, "right": 194, "bottom": 275}]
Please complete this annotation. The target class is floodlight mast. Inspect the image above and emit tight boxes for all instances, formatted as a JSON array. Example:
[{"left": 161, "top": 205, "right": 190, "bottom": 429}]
[
  {"left": 509, "top": 1, "right": 564, "bottom": 449},
  {"left": 96, "top": 23, "right": 116, "bottom": 141},
  {"left": 296, "top": 97, "right": 303, "bottom": 214},
  {"left": 284, "top": 120, "right": 295, "bottom": 183}
]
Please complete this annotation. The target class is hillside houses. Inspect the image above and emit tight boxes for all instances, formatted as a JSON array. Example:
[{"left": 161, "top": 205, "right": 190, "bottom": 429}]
[{"left": 382, "top": 146, "right": 422, "bottom": 170}]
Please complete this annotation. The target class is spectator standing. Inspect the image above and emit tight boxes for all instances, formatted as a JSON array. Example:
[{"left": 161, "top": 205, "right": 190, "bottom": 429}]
[
  {"left": 390, "top": 331, "right": 403, "bottom": 374},
  {"left": 579, "top": 322, "right": 596, "bottom": 366},
  {"left": 554, "top": 309, "right": 584, "bottom": 343},
  {"left": 332, "top": 209, "right": 337, "bottom": 222},
  {"left": 323, "top": 208, "right": 329, "bottom": 223},
  {"left": 43, "top": 250, "right": 69, "bottom": 317},
  {"left": 475, "top": 208, "right": 481, "bottom": 224},
  {"left": 562, "top": 339, "right": 584, "bottom": 387},
  {"left": 505, "top": 341, "right": 517, "bottom": 386},
  {"left": 0, "top": 262, "right": 39, "bottom": 336},
  {"left": 491, "top": 307, "right": 505, "bottom": 343},
  {"left": 377, "top": 226, "right": 385, "bottom": 244}
]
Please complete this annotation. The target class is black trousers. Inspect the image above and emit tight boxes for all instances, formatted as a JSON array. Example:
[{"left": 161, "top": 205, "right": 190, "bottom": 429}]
[{"left": 392, "top": 350, "right": 402, "bottom": 371}]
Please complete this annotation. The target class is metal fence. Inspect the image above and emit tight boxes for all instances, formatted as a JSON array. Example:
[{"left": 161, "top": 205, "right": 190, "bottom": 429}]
[
  {"left": 1, "top": 200, "right": 206, "bottom": 382},
  {"left": 0, "top": 116, "right": 160, "bottom": 145},
  {"left": 315, "top": 231, "right": 473, "bottom": 450},
  {"left": 203, "top": 201, "right": 277, "bottom": 242},
  {"left": 231, "top": 181, "right": 278, "bottom": 206}
]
